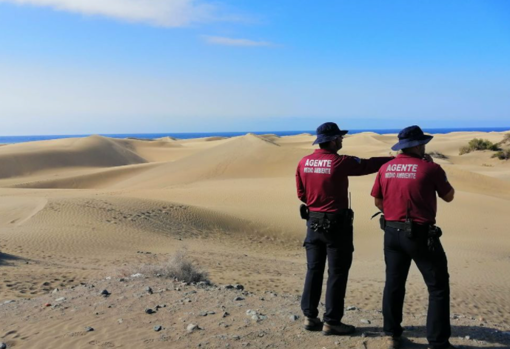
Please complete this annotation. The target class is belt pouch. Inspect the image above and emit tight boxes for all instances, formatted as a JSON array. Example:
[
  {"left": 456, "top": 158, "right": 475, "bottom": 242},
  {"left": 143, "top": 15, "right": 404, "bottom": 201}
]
[
  {"left": 379, "top": 215, "right": 386, "bottom": 230},
  {"left": 428, "top": 225, "right": 442, "bottom": 238},
  {"left": 309, "top": 212, "right": 326, "bottom": 233},
  {"left": 309, "top": 212, "right": 344, "bottom": 234},
  {"left": 300, "top": 204, "right": 310, "bottom": 220},
  {"left": 426, "top": 225, "right": 442, "bottom": 252},
  {"left": 405, "top": 218, "right": 414, "bottom": 239}
]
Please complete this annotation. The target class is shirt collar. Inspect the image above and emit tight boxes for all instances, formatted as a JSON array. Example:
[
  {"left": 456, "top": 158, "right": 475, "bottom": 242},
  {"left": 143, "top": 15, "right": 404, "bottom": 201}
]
[
  {"left": 397, "top": 153, "right": 422, "bottom": 159},
  {"left": 314, "top": 148, "right": 337, "bottom": 155}
]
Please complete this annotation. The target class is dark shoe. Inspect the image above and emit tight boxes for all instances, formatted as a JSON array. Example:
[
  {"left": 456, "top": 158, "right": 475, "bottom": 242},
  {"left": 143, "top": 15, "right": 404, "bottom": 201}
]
[
  {"left": 385, "top": 336, "right": 401, "bottom": 349},
  {"left": 303, "top": 317, "right": 322, "bottom": 331},
  {"left": 322, "top": 322, "right": 355, "bottom": 336}
]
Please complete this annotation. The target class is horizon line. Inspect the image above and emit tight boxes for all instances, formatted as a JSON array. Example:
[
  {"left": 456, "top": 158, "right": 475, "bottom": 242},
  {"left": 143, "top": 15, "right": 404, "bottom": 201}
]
[{"left": 1, "top": 126, "right": 510, "bottom": 138}]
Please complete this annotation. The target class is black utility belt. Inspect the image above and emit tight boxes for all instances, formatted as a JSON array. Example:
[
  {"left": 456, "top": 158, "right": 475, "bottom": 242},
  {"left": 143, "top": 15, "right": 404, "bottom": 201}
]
[
  {"left": 385, "top": 220, "right": 428, "bottom": 231},
  {"left": 381, "top": 217, "right": 442, "bottom": 238},
  {"left": 309, "top": 210, "right": 353, "bottom": 221},
  {"left": 377, "top": 214, "right": 443, "bottom": 252},
  {"left": 299, "top": 204, "right": 353, "bottom": 221},
  {"left": 308, "top": 209, "right": 354, "bottom": 234},
  {"left": 385, "top": 220, "right": 409, "bottom": 230}
]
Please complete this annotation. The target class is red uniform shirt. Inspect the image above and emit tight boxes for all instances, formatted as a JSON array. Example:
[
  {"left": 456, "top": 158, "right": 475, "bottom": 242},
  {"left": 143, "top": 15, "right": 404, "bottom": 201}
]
[
  {"left": 296, "top": 149, "right": 393, "bottom": 212},
  {"left": 371, "top": 154, "right": 453, "bottom": 224}
]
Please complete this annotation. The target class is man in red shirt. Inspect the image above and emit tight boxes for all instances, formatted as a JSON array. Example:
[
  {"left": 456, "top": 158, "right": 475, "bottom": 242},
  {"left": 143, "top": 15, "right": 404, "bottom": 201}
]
[
  {"left": 371, "top": 126, "right": 455, "bottom": 349},
  {"left": 296, "top": 122, "right": 393, "bottom": 335}
]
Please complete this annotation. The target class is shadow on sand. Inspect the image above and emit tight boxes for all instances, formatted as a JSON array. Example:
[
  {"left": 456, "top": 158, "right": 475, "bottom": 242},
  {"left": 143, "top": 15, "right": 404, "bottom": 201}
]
[
  {"left": 0, "top": 251, "right": 25, "bottom": 266},
  {"left": 356, "top": 325, "right": 510, "bottom": 348}
]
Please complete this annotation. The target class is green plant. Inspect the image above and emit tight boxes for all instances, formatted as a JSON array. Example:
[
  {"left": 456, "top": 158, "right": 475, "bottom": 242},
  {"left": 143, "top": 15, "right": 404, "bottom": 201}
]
[
  {"left": 459, "top": 138, "right": 500, "bottom": 155},
  {"left": 491, "top": 149, "right": 510, "bottom": 160},
  {"left": 499, "top": 133, "right": 510, "bottom": 145},
  {"left": 468, "top": 138, "right": 499, "bottom": 151}
]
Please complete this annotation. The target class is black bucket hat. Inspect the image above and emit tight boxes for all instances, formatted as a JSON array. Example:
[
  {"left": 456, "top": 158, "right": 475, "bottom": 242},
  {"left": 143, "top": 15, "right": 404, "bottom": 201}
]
[
  {"left": 312, "top": 122, "right": 348, "bottom": 145},
  {"left": 391, "top": 125, "right": 433, "bottom": 151}
]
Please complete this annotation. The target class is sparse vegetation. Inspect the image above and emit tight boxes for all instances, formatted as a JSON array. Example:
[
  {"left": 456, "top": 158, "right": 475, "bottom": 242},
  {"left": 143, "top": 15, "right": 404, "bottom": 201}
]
[
  {"left": 459, "top": 146, "right": 470, "bottom": 155},
  {"left": 459, "top": 138, "right": 500, "bottom": 155},
  {"left": 491, "top": 149, "right": 510, "bottom": 160},
  {"left": 428, "top": 151, "right": 448, "bottom": 159},
  {"left": 498, "top": 133, "right": 510, "bottom": 146},
  {"left": 146, "top": 250, "right": 210, "bottom": 283}
]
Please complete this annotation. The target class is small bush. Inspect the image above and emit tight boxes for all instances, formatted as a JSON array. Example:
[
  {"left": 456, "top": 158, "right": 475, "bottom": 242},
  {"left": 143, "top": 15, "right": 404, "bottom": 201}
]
[
  {"left": 491, "top": 149, "right": 510, "bottom": 160},
  {"left": 459, "top": 138, "right": 500, "bottom": 155},
  {"left": 499, "top": 133, "right": 510, "bottom": 145},
  {"left": 469, "top": 138, "right": 499, "bottom": 151},
  {"left": 459, "top": 146, "right": 471, "bottom": 155},
  {"left": 156, "top": 250, "right": 209, "bottom": 283},
  {"left": 428, "top": 151, "right": 448, "bottom": 159}
]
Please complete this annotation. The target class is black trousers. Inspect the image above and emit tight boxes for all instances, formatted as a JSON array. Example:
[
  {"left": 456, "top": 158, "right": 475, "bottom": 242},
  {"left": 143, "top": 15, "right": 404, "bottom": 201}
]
[
  {"left": 383, "top": 226, "right": 451, "bottom": 349},
  {"left": 301, "top": 221, "right": 353, "bottom": 325}
]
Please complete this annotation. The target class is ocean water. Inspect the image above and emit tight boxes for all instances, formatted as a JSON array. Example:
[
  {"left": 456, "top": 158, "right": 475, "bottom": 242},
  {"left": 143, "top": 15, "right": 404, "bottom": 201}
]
[{"left": 0, "top": 127, "right": 509, "bottom": 144}]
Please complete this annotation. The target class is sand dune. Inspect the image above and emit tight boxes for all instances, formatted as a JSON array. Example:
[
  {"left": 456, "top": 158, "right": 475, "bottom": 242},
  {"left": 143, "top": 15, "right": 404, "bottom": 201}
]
[
  {"left": 5, "top": 196, "right": 259, "bottom": 256},
  {"left": 203, "top": 136, "right": 228, "bottom": 141},
  {"left": 0, "top": 135, "right": 147, "bottom": 179},
  {"left": 155, "top": 136, "right": 179, "bottom": 141},
  {"left": 0, "top": 197, "right": 47, "bottom": 227},
  {"left": 93, "top": 134, "right": 306, "bottom": 190},
  {"left": 441, "top": 165, "right": 510, "bottom": 199},
  {"left": 1, "top": 131, "right": 510, "bottom": 348},
  {"left": 10, "top": 162, "right": 162, "bottom": 189}
]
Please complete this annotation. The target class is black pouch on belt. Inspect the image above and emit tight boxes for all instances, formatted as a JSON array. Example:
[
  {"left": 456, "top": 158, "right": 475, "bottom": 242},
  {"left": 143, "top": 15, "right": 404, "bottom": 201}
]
[
  {"left": 309, "top": 212, "right": 330, "bottom": 233},
  {"left": 427, "top": 225, "right": 442, "bottom": 251},
  {"left": 309, "top": 211, "right": 346, "bottom": 234},
  {"left": 379, "top": 214, "right": 386, "bottom": 230},
  {"left": 299, "top": 204, "right": 310, "bottom": 220},
  {"left": 404, "top": 218, "right": 414, "bottom": 239}
]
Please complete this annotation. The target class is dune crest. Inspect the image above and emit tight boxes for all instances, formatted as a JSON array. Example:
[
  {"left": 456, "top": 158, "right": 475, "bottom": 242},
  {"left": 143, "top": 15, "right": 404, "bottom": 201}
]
[{"left": 0, "top": 135, "right": 147, "bottom": 179}]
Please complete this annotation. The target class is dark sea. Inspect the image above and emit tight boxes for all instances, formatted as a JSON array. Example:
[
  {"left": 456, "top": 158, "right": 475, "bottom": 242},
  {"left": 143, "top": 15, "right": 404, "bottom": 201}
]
[{"left": 1, "top": 127, "right": 509, "bottom": 144}]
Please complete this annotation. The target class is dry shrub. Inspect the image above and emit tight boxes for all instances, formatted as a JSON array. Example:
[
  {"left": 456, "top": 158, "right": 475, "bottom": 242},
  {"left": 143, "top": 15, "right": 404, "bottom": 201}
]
[
  {"left": 153, "top": 250, "right": 209, "bottom": 283},
  {"left": 499, "top": 133, "right": 510, "bottom": 145},
  {"left": 428, "top": 151, "right": 448, "bottom": 159},
  {"left": 459, "top": 146, "right": 471, "bottom": 155},
  {"left": 459, "top": 138, "right": 500, "bottom": 155},
  {"left": 491, "top": 149, "right": 510, "bottom": 160},
  {"left": 469, "top": 138, "right": 499, "bottom": 151}
]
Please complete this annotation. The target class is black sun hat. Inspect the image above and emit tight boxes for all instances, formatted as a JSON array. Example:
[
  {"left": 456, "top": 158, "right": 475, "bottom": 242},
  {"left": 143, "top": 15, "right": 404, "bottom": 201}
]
[
  {"left": 391, "top": 125, "right": 433, "bottom": 151},
  {"left": 312, "top": 122, "right": 348, "bottom": 145}
]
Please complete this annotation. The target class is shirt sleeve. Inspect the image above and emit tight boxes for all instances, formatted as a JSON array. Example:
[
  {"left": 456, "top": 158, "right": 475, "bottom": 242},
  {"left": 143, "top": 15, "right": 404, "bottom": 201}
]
[
  {"left": 371, "top": 171, "right": 383, "bottom": 198},
  {"left": 344, "top": 156, "right": 394, "bottom": 176},
  {"left": 432, "top": 165, "right": 454, "bottom": 198},
  {"left": 296, "top": 163, "right": 306, "bottom": 202}
]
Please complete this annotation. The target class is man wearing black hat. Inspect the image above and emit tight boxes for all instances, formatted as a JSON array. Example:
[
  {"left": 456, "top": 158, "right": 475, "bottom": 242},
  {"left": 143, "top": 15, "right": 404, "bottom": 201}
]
[
  {"left": 296, "top": 122, "right": 393, "bottom": 335},
  {"left": 371, "top": 125, "right": 455, "bottom": 349}
]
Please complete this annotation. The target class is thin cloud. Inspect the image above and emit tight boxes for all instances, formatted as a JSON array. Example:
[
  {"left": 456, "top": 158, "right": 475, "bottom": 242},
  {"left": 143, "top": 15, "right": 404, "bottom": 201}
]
[
  {"left": 0, "top": 0, "right": 224, "bottom": 27},
  {"left": 203, "top": 36, "right": 275, "bottom": 47}
]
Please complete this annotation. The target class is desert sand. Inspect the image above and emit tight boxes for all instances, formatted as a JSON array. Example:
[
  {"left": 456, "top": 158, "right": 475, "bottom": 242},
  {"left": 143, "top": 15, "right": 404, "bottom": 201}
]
[{"left": 1, "top": 131, "right": 510, "bottom": 348}]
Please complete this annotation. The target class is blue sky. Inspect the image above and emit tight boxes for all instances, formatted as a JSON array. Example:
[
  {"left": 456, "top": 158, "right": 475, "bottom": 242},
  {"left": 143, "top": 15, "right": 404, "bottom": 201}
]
[{"left": 0, "top": 0, "right": 509, "bottom": 135}]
